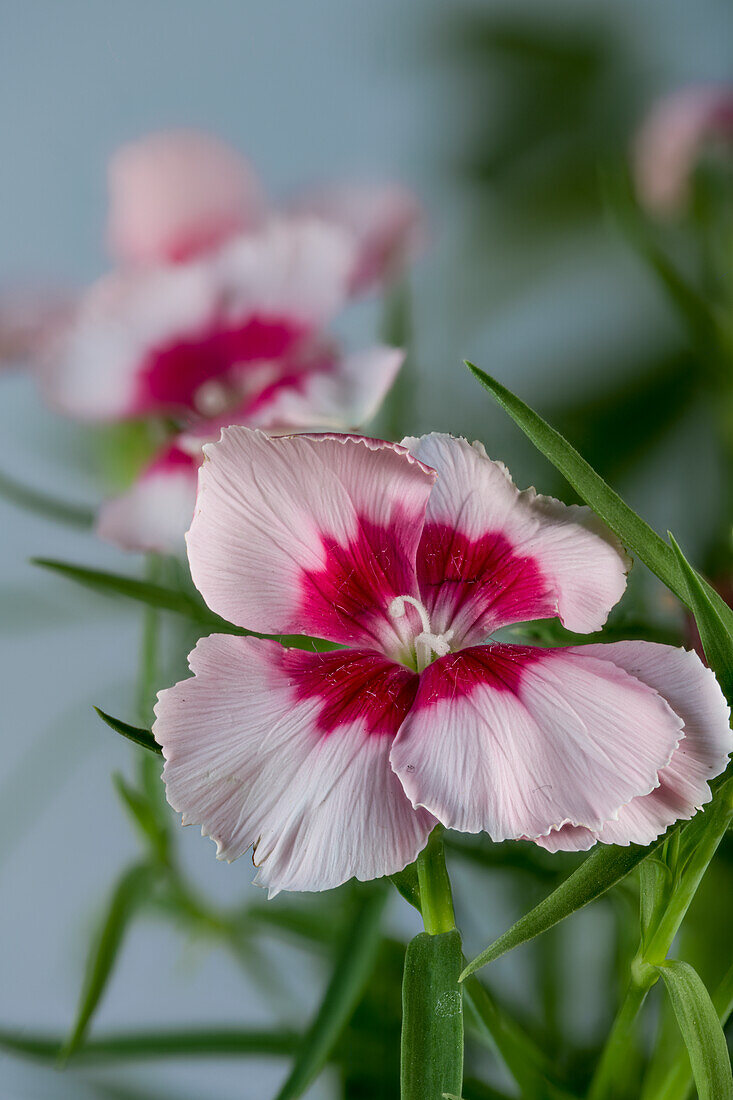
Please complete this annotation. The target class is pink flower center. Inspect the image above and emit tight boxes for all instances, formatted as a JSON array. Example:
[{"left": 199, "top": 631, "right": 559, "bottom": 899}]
[{"left": 388, "top": 594, "right": 455, "bottom": 672}]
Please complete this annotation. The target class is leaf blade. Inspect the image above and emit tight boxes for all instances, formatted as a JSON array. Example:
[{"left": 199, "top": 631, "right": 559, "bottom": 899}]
[
  {"left": 61, "top": 862, "right": 154, "bottom": 1060},
  {"left": 655, "top": 961, "right": 733, "bottom": 1100},
  {"left": 95, "top": 708, "right": 161, "bottom": 756},
  {"left": 669, "top": 534, "right": 733, "bottom": 706},
  {"left": 275, "top": 884, "right": 387, "bottom": 1100},
  {"left": 465, "top": 364, "right": 733, "bottom": 637}
]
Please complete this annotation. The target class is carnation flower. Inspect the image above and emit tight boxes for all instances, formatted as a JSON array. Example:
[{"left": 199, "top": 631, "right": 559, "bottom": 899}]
[{"left": 153, "top": 431, "right": 731, "bottom": 895}]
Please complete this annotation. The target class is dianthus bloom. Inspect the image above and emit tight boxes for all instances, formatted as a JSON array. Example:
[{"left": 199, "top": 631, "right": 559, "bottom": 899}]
[
  {"left": 153, "top": 431, "right": 732, "bottom": 895},
  {"left": 633, "top": 86, "right": 733, "bottom": 214}
]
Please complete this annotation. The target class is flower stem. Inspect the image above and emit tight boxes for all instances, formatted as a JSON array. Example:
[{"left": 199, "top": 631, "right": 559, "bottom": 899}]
[
  {"left": 588, "top": 961, "right": 656, "bottom": 1100},
  {"left": 416, "top": 826, "right": 456, "bottom": 935}
]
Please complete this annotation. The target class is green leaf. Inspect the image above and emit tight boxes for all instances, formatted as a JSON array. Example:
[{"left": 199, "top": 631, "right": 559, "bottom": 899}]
[
  {"left": 275, "top": 885, "right": 387, "bottom": 1100},
  {"left": 113, "top": 773, "right": 169, "bottom": 864},
  {"left": 95, "top": 708, "right": 161, "bottom": 755},
  {"left": 669, "top": 534, "right": 733, "bottom": 706},
  {"left": 61, "top": 862, "right": 154, "bottom": 1060},
  {"left": 0, "top": 1026, "right": 298, "bottom": 1063},
  {"left": 401, "top": 929, "right": 464, "bottom": 1100},
  {"left": 460, "top": 834, "right": 671, "bottom": 981},
  {"left": 389, "top": 862, "right": 422, "bottom": 912},
  {"left": 32, "top": 558, "right": 249, "bottom": 636},
  {"left": 655, "top": 961, "right": 733, "bottom": 1100},
  {"left": 0, "top": 468, "right": 95, "bottom": 528},
  {"left": 651, "top": 959, "right": 733, "bottom": 1100},
  {"left": 463, "top": 975, "right": 575, "bottom": 1100},
  {"left": 465, "top": 364, "right": 733, "bottom": 639}
]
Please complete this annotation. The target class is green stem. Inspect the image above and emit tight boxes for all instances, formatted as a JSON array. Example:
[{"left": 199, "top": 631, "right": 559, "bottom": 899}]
[
  {"left": 588, "top": 963, "right": 656, "bottom": 1100},
  {"left": 136, "top": 554, "right": 161, "bottom": 726},
  {"left": 416, "top": 827, "right": 456, "bottom": 935}
]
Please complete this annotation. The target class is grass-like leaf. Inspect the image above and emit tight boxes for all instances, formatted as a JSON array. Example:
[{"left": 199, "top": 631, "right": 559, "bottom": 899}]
[
  {"left": 275, "top": 884, "right": 387, "bottom": 1100},
  {"left": 61, "top": 862, "right": 155, "bottom": 1060},
  {"left": 460, "top": 836, "right": 670, "bottom": 980},
  {"left": 655, "top": 962, "right": 733, "bottom": 1100},
  {"left": 465, "top": 364, "right": 733, "bottom": 638},
  {"left": 95, "top": 708, "right": 161, "bottom": 755},
  {"left": 0, "top": 469, "right": 95, "bottom": 528},
  {"left": 669, "top": 534, "right": 733, "bottom": 706},
  {"left": 0, "top": 1026, "right": 298, "bottom": 1063},
  {"left": 32, "top": 558, "right": 249, "bottom": 635}
]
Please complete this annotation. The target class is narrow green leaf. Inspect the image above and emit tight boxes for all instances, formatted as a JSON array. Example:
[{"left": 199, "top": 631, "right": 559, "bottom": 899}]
[
  {"left": 652, "top": 959, "right": 733, "bottom": 1100},
  {"left": 655, "top": 961, "right": 733, "bottom": 1100},
  {"left": 463, "top": 975, "right": 575, "bottom": 1100},
  {"left": 32, "top": 558, "right": 248, "bottom": 635},
  {"left": 62, "top": 862, "right": 154, "bottom": 1059},
  {"left": 113, "top": 773, "right": 169, "bottom": 864},
  {"left": 275, "top": 885, "right": 387, "bottom": 1100},
  {"left": 401, "top": 929, "right": 464, "bottom": 1100},
  {"left": 465, "top": 364, "right": 733, "bottom": 638},
  {"left": 95, "top": 708, "right": 161, "bottom": 755},
  {"left": 669, "top": 534, "right": 733, "bottom": 705},
  {"left": 0, "top": 468, "right": 95, "bottom": 528},
  {"left": 0, "top": 1026, "right": 298, "bottom": 1063}
]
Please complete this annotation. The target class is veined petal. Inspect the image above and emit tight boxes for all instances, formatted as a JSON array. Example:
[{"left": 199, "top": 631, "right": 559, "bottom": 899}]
[
  {"left": 96, "top": 445, "right": 200, "bottom": 555},
  {"left": 532, "top": 642, "right": 732, "bottom": 850},
  {"left": 402, "top": 433, "right": 630, "bottom": 643},
  {"left": 187, "top": 428, "right": 436, "bottom": 652},
  {"left": 153, "top": 636, "right": 434, "bottom": 895},
  {"left": 107, "top": 129, "right": 263, "bottom": 265},
  {"left": 390, "top": 644, "right": 684, "bottom": 842}
]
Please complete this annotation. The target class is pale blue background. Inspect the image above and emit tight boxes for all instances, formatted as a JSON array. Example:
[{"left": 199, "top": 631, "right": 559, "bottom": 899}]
[{"left": 1, "top": 1, "right": 731, "bottom": 1097}]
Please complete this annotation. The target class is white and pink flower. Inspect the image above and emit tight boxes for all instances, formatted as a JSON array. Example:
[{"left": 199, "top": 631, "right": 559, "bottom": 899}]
[
  {"left": 633, "top": 86, "right": 733, "bottom": 214},
  {"left": 152, "top": 430, "right": 732, "bottom": 895}
]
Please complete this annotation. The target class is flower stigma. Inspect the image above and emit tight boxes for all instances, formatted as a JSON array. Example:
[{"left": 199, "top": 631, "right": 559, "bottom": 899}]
[{"left": 389, "top": 594, "right": 455, "bottom": 673}]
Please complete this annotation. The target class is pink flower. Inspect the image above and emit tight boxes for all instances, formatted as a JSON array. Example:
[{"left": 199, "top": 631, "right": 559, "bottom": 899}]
[
  {"left": 152, "top": 431, "right": 731, "bottom": 894},
  {"left": 107, "top": 130, "right": 263, "bottom": 266},
  {"left": 42, "top": 218, "right": 360, "bottom": 420},
  {"left": 633, "top": 86, "right": 733, "bottom": 214},
  {"left": 107, "top": 128, "right": 423, "bottom": 291},
  {"left": 96, "top": 344, "right": 403, "bottom": 554}
]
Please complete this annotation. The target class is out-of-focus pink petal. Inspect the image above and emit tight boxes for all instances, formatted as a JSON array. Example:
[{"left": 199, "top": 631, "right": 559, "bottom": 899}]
[
  {"left": 0, "top": 289, "right": 75, "bottom": 368},
  {"left": 45, "top": 220, "right": 354, "bottom": 420},
  {"left": 96, "top": 444, "right": 200, "bottom": 554},
  {"left": 153, "top": 635, "right": 434, "bottom": 895},
  {"left": 633, "top": 87, "right": 733, "bottom": 213},
  {"left": 41, "top": 266, "right": 217, "bottom": 418},
  {"left": 294, "top": 183, "right": 423, "bottom": 293},
  {"left": 108, "top": 130, "right": 263, "bottom": 265},
  {"left": 532, "top": 642, "right": 731, "bottom": 850},
  {"left": 187, "top": 428, "right": 436, "bottom": 652},
  {"left": 401, "top": 434, "right": 629, "bottom": 644},
  {"left": 390, "top": 644, "right": 683, "bottom": 842},
  {"left": 248, "top": 345, "right": 404, "bottom": 431}
]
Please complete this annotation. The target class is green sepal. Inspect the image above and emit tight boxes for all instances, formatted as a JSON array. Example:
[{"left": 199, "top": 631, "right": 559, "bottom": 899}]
[{"left": 401, "top": 929, "right": 464, "bottom": 1100}]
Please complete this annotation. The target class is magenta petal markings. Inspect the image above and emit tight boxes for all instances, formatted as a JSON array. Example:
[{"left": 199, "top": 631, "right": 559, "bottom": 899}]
[{"left": 152, "top": 430, "right": 733, "bottom": 894}]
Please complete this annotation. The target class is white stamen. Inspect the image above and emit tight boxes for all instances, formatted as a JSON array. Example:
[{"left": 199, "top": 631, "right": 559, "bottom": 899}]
[
  {"left": 389, "top": 594, "right": 455, "bottom": 665},
  {"left": 194, "top": 379, "right": 232, "bottom": 417}
]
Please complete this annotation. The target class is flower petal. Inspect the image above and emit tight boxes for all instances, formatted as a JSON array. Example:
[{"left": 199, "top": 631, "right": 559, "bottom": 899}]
[
  {"left": 153, "top": 636, "right": 434, "bottom": 895},
  {"left": 107, "top": 130, "right": 263, "bottom": 265},
  {"left": 247, "top": 345, "right": 405, "bottom": 431},
  {"left": 402, "top": 433, "right": 630, "bottom": 643},
  {"left": 532, "top": 642, "right": 732, "bottom": 850},
  {"left": 96, "top": 445, "right": 200, "bottom": 555},
  {"left": 390, "top": 644, "right": 684, "bottom": 841},
  {"left": 45, "top": 219, "right": 354, "bottom": 420},
  {"left": 292, "top": 182, "right": 423, "bottom": 293},
  {"left": 187, "top": 428, "right": 436, "bottom": 652}
]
